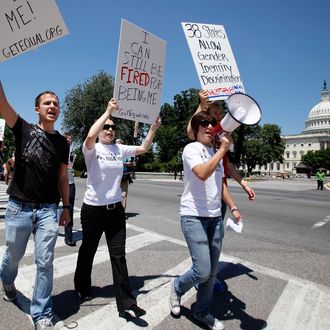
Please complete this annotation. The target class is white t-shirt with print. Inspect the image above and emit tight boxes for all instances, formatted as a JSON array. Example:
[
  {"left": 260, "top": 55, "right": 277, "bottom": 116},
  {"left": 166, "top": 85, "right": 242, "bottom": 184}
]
[
  {"left": 180, "top": 141, "right": 224, "bottom": 217},
  {"left": 83, "top": 142, "right": 138, "bottom": 206}
]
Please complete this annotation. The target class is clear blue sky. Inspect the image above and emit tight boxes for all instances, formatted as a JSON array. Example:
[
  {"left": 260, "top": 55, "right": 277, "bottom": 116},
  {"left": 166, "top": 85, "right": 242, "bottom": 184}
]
[{"left": 1, "top": 0, "right": 329, "bottom": 135}]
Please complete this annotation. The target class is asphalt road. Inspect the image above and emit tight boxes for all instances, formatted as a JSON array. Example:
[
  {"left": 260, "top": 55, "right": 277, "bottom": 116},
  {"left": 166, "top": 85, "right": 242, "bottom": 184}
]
[{"left": 0, "top": 177, "right": 329, "bottom": 330}]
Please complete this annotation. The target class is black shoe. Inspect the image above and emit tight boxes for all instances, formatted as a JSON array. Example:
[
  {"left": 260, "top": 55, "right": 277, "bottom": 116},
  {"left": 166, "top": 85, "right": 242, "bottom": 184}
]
[
  {"left": 119, "top": 311, "right": 133, "bottom": 322},
  {"left": 128, "top": 304, "right": 146, "bottom": 318},
  {"left": 119, "top": 305, "right": 146, "bottom": 321},
  {"left": 76, "top": 291, "right": 93, "bottom": 302},
  {"left": 65, "top": 241, "right": 76, "bottom": 247}
]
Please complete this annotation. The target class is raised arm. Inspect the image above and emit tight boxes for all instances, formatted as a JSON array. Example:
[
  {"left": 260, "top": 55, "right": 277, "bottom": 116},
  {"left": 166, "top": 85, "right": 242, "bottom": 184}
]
[
  {"left": 84, "top": 98, "right": 118, "bottom": 150},
  {"left": 135, "top": 117, "right": 161, "bottom": 156},
  {"left": 0, "top": 81, "right": 18, "bottom": 128},
  {"left": 187, "top": 89, "right": 209, "bottom": 140}
]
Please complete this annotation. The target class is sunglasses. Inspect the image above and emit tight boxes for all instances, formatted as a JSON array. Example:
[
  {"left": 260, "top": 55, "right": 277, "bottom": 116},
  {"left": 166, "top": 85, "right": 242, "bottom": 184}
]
[
  {"left": 103, "top": 124, "right": 116, "bottom": 131},
  {"left": 200, "top": 119, "right": 217, "bottom": 128}
]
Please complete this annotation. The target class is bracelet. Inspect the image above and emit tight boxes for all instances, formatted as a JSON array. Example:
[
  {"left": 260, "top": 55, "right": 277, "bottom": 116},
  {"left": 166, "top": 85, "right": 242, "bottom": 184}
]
[
  {"left": 62, "top": 205, "right": 71, "bottom": 209},
  {"left": 230, "top": 207, "right": 238, "bottom": 212}
]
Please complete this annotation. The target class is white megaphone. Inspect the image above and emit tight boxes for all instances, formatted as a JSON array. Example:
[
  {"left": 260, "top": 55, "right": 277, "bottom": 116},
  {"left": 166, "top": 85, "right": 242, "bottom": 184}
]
[
  {"left": 212, "top": 93, "right": 262, "bottom": 136},
  {"left": 211, "top": 93, "right": 262, "bottom": 151}
]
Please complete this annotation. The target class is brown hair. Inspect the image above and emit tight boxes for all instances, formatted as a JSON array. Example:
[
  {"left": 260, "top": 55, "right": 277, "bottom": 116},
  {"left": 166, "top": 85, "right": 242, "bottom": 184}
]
[
  {"left": 35, "top": 91, "right": 59, "bottom": 107},
  {"left": 190, "top": 111, "right": 216, "bottom": 140}
]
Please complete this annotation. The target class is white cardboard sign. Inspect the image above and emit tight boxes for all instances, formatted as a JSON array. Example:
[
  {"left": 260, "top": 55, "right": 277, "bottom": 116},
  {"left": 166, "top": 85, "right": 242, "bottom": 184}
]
[
  {"left": 182, "top": 22, "right": 245, "bottom": 100},
  {"left": 0, "top": 0, "right": 69, "bottom": 63},
  {"left": 113, "top": 19, "right": 166, "bottom": 125}
]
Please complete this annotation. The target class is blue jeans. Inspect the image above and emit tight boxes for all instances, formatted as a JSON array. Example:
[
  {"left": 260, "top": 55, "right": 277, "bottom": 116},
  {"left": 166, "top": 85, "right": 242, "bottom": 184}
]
[
  {"left": 0, "top": 197, "right": 59, "bottom": 322},
  {"left": 175, "top": 215, "right": 224, "bottom": 315}
]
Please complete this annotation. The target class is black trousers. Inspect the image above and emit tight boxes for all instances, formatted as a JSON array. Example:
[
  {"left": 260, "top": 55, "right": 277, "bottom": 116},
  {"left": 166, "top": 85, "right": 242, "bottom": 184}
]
[
  {"left": 65, "top": 183, "right": 76, "bottom": 242},
  {"left": 74, "top": 202, "right": 136, "bottom": 312},
  {"left": 317, "top": 180, "right": 324, "bottom": 190}
]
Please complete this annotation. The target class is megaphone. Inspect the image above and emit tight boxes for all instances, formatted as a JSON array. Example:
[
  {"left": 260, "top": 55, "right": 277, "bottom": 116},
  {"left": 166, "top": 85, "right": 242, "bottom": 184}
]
[{"left": 212, "top": 93, "right": 262, "bottom": 136}]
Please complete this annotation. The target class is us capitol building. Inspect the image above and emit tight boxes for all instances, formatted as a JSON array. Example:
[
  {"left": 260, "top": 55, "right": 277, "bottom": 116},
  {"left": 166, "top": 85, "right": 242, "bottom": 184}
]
[{"left": 256, "top": 81, "right": 330, "bottom": 175}]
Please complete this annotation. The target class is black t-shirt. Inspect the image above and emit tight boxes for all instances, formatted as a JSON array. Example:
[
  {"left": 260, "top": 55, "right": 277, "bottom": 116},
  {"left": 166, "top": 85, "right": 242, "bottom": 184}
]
[{"left": 7, "top": 116, "right": 69, "bottom": 203}]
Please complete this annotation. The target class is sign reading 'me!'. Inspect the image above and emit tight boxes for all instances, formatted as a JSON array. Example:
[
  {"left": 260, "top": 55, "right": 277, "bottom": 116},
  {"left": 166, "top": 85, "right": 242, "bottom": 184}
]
[
  {"left": 113, "top": 19, "right": 166, "bottom": 125},
  {"left": 0, "top": 0, "right": 69, "bottom": 63},
  {"left": 182, "top": 22, "right": 244, "bottom": 100}
]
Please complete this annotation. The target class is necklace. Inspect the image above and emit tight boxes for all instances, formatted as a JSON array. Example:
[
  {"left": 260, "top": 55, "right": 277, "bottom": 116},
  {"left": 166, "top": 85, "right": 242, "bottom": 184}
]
[{"left": 37, "top": 124, "right": 56, "bottom": 133}]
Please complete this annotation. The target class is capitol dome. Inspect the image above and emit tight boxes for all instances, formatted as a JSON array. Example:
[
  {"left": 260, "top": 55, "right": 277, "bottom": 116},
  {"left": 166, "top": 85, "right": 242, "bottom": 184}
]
[{"left": 303, "top": 81, "right": 330, "bottom": 134}]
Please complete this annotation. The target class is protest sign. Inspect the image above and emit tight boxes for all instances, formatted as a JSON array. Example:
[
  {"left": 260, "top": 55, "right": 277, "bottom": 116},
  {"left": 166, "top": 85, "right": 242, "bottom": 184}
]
[
  {"left": 0, "top": 0, "right": 69, "bottom": 63},
  {"left": 113, "top": 19, "right": 166, "bottom": 125},
  {"left": 182, "top": 22, "right": 244, "bottom": 100}
]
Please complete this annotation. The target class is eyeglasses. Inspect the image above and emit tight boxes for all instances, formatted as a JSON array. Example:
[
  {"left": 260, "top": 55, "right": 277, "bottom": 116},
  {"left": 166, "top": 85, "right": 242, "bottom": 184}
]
[
  {"left": 103, "top": 124, "right": 116, "bottom": 131},
  {"left": 200, "top": 119, "right": 217, "bottom": 128}
]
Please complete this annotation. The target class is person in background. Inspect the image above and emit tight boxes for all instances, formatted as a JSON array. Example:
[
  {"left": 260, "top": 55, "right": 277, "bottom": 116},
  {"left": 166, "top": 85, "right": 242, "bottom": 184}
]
[
  {"left": 64, "top": 133, "right": 77, "bottom": 246},
  {"left": 316, "top": 168, "right": 326, "bottom": 190},
  {"left": 3, "top": 153, "right": 15, "bottom": 186},
  {"left": 115, "top": 138, "right": 133, "bottom": 210},
  {"left": 74, "top": 98, "right": 161, "bottom": 321},
  {"left": 170, "top": 111, "right": 242, "bottom": 330},
  {"left": 0, "top": 81, "right": 70, "bottom": 329}
]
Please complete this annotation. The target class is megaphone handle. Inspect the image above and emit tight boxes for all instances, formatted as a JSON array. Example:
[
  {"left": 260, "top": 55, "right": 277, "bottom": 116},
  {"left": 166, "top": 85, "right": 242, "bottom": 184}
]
[{"left": 216, "top": 132, "right": 234, "bottom": 152}]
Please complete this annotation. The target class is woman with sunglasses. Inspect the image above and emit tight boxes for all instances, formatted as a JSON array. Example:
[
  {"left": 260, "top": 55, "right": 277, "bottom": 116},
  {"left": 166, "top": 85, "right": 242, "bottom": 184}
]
[
  {"left": 74, "top": 98, "right": 160, "bottom": 320},
  {"left": 188, "top": 89, "right": 256, "bottom": 202},
  {"left": 170, "top": 111, "right": 241, "bottom": 330},
  {"left": 187, "top": 91, "right": 256, "bottom": 295}
]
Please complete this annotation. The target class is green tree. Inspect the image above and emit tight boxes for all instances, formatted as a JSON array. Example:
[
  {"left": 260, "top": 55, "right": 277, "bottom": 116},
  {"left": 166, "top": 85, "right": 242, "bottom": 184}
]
[
  {"left": 301, "top": 149, "right": 330, "bottom": 171},
  {"left": 232, "top": 124, "right": 260, "bottom": 167},
  {"left": 240, "top": 124, "right": 285, "bottom": 173},
  {"left": 259, "top": 124, "right": 285, "bottom": 165},
  {"left": 2, "top": 126, "right": 15, "bottom": 160},
  {"left": 154, "top": 88, "right": 199, "bottom": 170}
]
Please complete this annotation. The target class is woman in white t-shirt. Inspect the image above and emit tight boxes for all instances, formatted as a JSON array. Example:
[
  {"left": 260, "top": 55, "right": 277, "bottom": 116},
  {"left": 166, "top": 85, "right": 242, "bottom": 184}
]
[
  {"left": 169, "top": 111, "right": 241, "bottom": 330},
  {"left": 74, "top": 98, "right": 160, "bottom": 320}
]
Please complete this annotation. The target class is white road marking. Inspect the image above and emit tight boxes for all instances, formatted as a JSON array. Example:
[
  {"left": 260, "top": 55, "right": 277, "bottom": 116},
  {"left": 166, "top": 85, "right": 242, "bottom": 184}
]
[
  {"left": 1, "top": 195, "right": 330, "bottom": 329},
  {"left": 312, "top": 215, "right": 330, "bottom": 228},
  {"left": 266, "top": 280, "right": 330, "bottom": 329},
  {"left": 13, "top": 232, "right": 163, "bottom": 296},
  {"left": 75, "top": 257, "right": 193, "bottom": 329}
]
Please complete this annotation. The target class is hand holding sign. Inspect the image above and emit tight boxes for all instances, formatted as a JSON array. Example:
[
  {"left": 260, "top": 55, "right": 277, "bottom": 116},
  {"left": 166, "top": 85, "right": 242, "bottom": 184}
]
[
  {"left": 152, "top": 116, "right": 161, "bottom": 130},
  {"left": 106, "top": 98, "right": 119, "bottom": 115}
]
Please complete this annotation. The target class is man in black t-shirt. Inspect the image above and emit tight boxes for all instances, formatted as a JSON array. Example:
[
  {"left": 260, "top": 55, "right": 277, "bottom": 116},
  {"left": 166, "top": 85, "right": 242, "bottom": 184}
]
[{"left": 0, "top": 81, "right": 70, "bottom": 329}]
